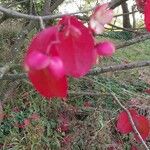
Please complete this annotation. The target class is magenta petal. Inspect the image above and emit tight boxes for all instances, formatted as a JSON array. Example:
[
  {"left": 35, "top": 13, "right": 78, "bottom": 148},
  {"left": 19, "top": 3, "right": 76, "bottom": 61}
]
[
  {"left": 24, "top": 51, "right": 50, "bottom": 71},
  {"left": 133, "top": 115, "right": 150, "bottom": 142},
  {"left": 26, "top": 26, "right": 58, "bottom": 54},
  {"left": 116, "top": 109, "right": 138, "bottom": 134},
  {"left": 28, "top": 68, "right": 68, "bottom": 98},
  {"left": 95, "top": 41, "right": 115, "bottom": 56},
  {"left": 57, "top": 16, "right": 96, "bottom": 78},
  {"left": 49, "top": 57, "right": 65, "bottom": 79},
  {"left": 24, "top": 26, "right": 60, "bottom": 70},
  {"left": 24, "top": 26, "right": 68, "bottom": 98},
  {"left": 144, "top": 0, "right": 150, "bottom": 31}
]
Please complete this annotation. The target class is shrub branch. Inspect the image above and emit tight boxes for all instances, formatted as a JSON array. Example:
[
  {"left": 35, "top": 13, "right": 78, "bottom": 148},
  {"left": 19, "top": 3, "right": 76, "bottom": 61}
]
[
  {"left": 0, "top": 61, "right": 150, "bottom": 80},
  {"left": 0, "top": 0, "right": 127, "bottom": 20}
]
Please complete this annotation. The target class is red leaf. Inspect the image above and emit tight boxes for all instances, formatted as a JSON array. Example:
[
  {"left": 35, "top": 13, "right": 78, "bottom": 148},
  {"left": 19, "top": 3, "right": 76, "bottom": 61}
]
[
  {"left": 29, "top": 113, "right": 40, "bottom": 121},
  {"left": 133, "top": 115, "right": 150, "bottom": 142},
  {"left": 61, "top": 135, "right": 72, "bottom": 145},
  {"left": 57, "top": 113, "right": 69, "bottom": 132},
  {"left": 116, "top": 109, "right": 138, "bottom": 134},
  {"left": 117, "top": 109, "right": 150, "bottom": 142},
  {"left": 57, "top": 16, "right": 96, "bottom": 77},
  {"left": 15, "top": 118, "right": 30, "bottom": 128},
  {"left": 24, "top": 119, "right": 30, "bottom": 127},
  {"left": 107, "top": 146, "right": 115, "bottom": 150},
  {"left": 144, "top": 89, "right": 150, "bottom": 94},
  {"left": 131, "top": 145, "right": 138, "bottom": 150},
  {"left": 83, "top": 101, "right": 92, "bottom": 107}
]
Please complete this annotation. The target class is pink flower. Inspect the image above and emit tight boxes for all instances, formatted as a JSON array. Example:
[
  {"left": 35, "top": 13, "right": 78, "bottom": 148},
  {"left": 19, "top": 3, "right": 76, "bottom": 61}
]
[
  {"left": 89, "top": 3, "right": 113, "bottom": 34},
  {"left": 95, "top": 41, "right": 115, "bottom": 56},
  {"left": 24, "top": 26, "right": 68, "bottom": 98},
  {"left": 57, "top": 16, "right": 96, "bottom": 77},
  {"left": 24, "top": 16, "right": 111, "bottom": 98}
]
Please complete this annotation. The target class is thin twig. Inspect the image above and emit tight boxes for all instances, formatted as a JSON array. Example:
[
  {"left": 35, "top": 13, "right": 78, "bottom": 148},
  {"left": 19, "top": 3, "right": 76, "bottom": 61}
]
[
  {"left": 108, "top": 23, "right": 144, "bottom": 34},
  {"left": 0, "top": 5, "right": 94, "bottom": 20},
  {"left": 0, "top": 73, "right": 27, "bottom": 80},
  {"left": 0, "top": 61, "right": 150, "bottom": 80},
  {"left": 87, "top": 61, "right": 150, "bottom": 76},
  {"left": 116, "top": 33, "right": 150, "bottom": 49},
  {"left": 114, "top": 10, "right": 138, "bottom": 17},
  {"left": 0, "top": 0, "right": 128, "bottom": 21},
  {"left": 111, "top": 93, "right": 149, "bottom": 150}
]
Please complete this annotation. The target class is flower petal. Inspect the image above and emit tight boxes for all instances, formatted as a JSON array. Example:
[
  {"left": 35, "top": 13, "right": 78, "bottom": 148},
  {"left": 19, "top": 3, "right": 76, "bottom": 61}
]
[
  {"left": 89, "top": 3, "right": 113, "bottom": 34},
  {"left": 24, "top": 51, "right": 50, "bottom": 71},
  {"left": 95, "top": 41, "right": 115, "bottom": 56},
  {"left": 116, "top": 109, "right": 138, "bottom": 134},
  {"left": 26, "top": 26, "right": 58, "bottom": 54},
  {"left": 144, "top": 0, "right": 150, "bottom": 31},
  {"left": 90, "top": 18, "right": 105, "bottom": 34},
  {"left": 57, "top": 16, "right": 96, "bottom": 77},
  {"left": 49, "top": 56, "right": 65, "bottom": 79},
  {"left": 134, "top": 115, "right": 150, "bottom": 142},
  {"left": 28, "top": 68, "right": 68, "bottom": 98},
  {"left": 24, "top": 26, "right": 68, "bottom": 98},
  {"left": 95, "top": 6, "right": 113, "bottom": 25}
]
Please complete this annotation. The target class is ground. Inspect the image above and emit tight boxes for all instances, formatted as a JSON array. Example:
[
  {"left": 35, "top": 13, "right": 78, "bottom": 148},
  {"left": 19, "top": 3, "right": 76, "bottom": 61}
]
[{"left": 0, "top": 22, "right": 150, "bottom": 150}]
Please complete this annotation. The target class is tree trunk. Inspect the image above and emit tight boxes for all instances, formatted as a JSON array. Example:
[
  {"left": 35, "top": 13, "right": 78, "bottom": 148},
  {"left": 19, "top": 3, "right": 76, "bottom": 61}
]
[{"left": 121, "top": 2, "right": 132, "bottom": 29}]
